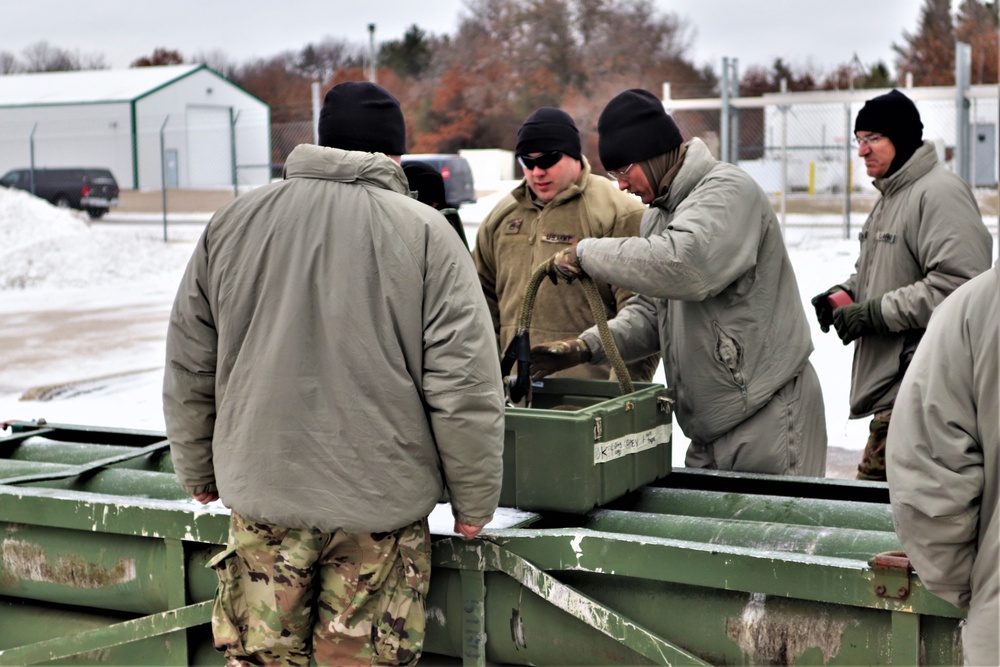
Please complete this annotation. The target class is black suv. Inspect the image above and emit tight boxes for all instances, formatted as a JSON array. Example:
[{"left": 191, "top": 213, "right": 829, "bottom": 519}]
[
  {"left": 401, "top": 154, "right": 476, "bottom": 208},
  {"left": 0, "top": 167, "right": 120, "bottom": 219}
]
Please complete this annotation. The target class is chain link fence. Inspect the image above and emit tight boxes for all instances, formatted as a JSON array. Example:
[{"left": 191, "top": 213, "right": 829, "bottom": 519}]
[
  {"left": 1, "top": 84, "right": 996, "bottom": 241},
  {"left": 668, "top": 83, "right": 999, "bottom": 238}
]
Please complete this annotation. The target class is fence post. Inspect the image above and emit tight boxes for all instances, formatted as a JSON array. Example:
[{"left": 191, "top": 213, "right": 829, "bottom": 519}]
[
  {"left": 312, "top": 82, "right": 321, "bottom": 145},
  {"left": 230, "top": 108, "right": 240, "bottom": 197},
  {"left": 730, "top": 58, "right": 740, "bottom": 165},
  {"left": 160, "top": 115, "right": 170, "bottom": 243},
  {"left": 29, "top": 123, "right": 37, "bottom": 195},
  {"left": 843, "top": 102, "right": 852, "bottom": 239},
  {"left": 955, "top": 42, "right": 972, "bottom": 184},
  {"left": 779, "top": 78, "right": 788, "bottom": 236},
  {"left": 720, "top": 57, "right": 730, "bottom": 163}
]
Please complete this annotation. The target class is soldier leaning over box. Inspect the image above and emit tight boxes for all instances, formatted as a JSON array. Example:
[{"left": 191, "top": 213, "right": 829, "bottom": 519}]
[{"left": 532, "top": 89, "right": 828, "bottom": 477}]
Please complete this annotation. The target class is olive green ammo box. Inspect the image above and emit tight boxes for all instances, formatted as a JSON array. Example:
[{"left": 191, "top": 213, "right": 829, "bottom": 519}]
[{"left": 500, "top": 378, "right": 673, "bottom": 513}]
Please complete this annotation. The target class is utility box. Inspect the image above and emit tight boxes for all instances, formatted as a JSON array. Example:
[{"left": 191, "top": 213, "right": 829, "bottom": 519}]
[{"left": 500, "top": 378, "right": 672, "bottom": 512}]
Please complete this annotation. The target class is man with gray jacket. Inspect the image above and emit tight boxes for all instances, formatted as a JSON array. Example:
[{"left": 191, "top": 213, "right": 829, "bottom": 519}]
[
  {"left": 886, "top": 262, "right": 998, "bottom": 665},
  {"left": 811, "top": 89, "right": 992, "bottom": 481},
  {"left": 533, "top": 88, "right": 827, "bottom": 477},
  {"left": 163, "top": 82, "right": 504, "bottom": 666}
]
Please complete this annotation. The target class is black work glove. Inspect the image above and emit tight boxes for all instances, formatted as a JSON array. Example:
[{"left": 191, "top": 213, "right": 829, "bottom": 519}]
[
  {"left": 529, "top": 338, "right": 591, "bottom": 380},
  {"left": 832, "top": 298, "right": 888, "bottom": 345},
  {"left": 811, "top": 286, "right": 849, "bottom": 333}
]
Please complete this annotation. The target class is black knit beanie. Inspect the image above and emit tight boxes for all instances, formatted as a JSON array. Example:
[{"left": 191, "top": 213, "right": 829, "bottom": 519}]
[
  {"left": 403, "top": 161, "right": 446, "bottom": 208},
  {"left": 598, "top": 89, "right": 684, "bottom": 170},
  {"left": 515, "top": 107, "right": 582, "bottom": 160},
  {"left": 854, "top": 89, "right": 923, "bottom": 175},
  {"left": 318, "top": 81, "right": 406, "bottom": 154}
]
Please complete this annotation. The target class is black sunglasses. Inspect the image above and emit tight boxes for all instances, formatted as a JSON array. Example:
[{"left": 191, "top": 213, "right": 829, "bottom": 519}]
[{"left": 517, "top": 151, "right": 563, "bottom": 171}]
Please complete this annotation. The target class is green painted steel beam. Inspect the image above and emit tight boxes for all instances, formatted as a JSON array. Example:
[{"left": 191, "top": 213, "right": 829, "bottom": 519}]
[
  {"left": 0, "top": 439, "right": 170, "bottom": 485},
  {"left": 434, "top": 529, "right": 964, "bottom": 619},
  {"left": 0, "top": 484, "right": 229, "bottom": 544},
  {"left": 459, "top": 569, "right": 487, "bottom": 666},
  {"left": 0, "top": 600, "right": 212, "bottom": 666},
  {"left": 623, "top": 486, "right": 894, "bottom": 532},
  {"left": 658, "top": 467, "right": 891, "bottom": 504},
  {"left": 584, "top": 509, "right": 900, "bottom": 560},
  {"left": 438, "top": 538, "right": 712, "bottom": 666},
  {"left": 5, "top": 439, "right": 174, "bottom": 473},
  {"left": 889, "top": 610, "right": 921, "bottom": 666}
]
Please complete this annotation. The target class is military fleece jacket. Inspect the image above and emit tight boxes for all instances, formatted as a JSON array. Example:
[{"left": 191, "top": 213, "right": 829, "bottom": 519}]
[
  {"left": 577, "top": 138, "right": 815, "bottom": 444},
  {"left": 841, "top": 141, "right": 992, "bottom": 417},
  {"left": 472, "top": 157, "right": 659, "bottom": 381},
  {"left": 163, "top": 144, "right": 505, "bottom": 534},
  {"left": 887, "top": 263, "right": 998, "bottom": 665}
]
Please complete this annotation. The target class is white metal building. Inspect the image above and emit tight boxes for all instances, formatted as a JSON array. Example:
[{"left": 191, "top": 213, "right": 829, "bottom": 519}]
[{"left": 0, "top": 64, "right": 271, "bottom": 190}]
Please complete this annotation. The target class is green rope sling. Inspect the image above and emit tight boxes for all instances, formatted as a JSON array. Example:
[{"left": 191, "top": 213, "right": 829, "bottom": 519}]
[{"left": 501, "top": 260, "right": 634, "bottom": 405}]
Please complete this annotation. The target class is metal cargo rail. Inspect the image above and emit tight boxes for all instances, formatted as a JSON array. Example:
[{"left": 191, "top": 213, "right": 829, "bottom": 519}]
[{"left": 0, "top": 416, "right": 965, "bottom": 665}]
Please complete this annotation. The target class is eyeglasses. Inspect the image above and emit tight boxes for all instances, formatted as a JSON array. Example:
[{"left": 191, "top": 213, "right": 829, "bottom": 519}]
[
  {"left": 517, "top": 151, "right": 563, "bottom": 171},
  {"left": 853, "top": 133, "right": 885, "bottom": 147},
  {"left": 605, "top": 163, "right": 635, "bottom": 182}
]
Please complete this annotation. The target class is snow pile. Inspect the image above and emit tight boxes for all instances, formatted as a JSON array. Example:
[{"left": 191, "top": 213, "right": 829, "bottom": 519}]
[{"left": 0, "top": 187, "right": 200, "bottom": 290}]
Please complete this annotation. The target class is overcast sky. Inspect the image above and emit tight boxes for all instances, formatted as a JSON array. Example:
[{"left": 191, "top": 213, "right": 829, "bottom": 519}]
[{"left": 4, "top": 0, "right": 925, "bottom": 77}]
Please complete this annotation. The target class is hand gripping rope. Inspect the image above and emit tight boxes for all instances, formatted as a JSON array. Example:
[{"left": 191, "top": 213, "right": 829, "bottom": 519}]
[{"left": 500, "top": 260, "right": 634, "bottom": 405}]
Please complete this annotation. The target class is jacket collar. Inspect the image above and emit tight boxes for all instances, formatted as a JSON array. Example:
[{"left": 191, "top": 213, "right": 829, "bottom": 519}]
[
  {"left": 873, "top": 141, "right": 938, "bottom": 196},
  {"left": 652, "top": 137, "right": 714, "bottom": 211},
  {"left": 283, "top": 144, "right": 409, "bottom": 196}
]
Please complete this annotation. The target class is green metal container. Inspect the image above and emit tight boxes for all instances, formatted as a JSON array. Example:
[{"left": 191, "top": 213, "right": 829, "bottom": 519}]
[
  {"left": 500, "top": 378, "right": 673, "bottom": 512},
  {"left": 0, "top": 420, "right": 967, "bottom": 666}
]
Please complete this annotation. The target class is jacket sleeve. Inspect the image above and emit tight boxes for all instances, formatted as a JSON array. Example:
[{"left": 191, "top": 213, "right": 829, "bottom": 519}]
[
  {"left": 886, "top": 297, "right": 983, "bottom": 609},
  {"left": 424, "top": 228, "right": 505, "bottom": 527},
  {"left": 605, "top": 203, "right": 661, "bottom": 382},
  {"left": 580, "top": 173, "right": 762, "bottom": 302},
  {"left": 580, "top": 292, "right": 661, "bottom": 367},
  {"left": 880, "top": 178, "right": 992, "bottom": 331},
  {"left": 163, "top": 229, "right": 219, "bottom": 496}
]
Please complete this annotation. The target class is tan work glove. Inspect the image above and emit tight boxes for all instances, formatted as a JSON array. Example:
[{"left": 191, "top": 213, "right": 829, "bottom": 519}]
[
  {"left": 544, "top": 246, "right": 584, "bottom": 284},
  {"left": 529, "top": 338, "right": 591, "bottom": 380}
]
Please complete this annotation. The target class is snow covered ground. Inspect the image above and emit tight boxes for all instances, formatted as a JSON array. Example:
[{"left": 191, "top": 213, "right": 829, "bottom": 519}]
[{"left": 1, "top": 182, "right": 997, "bottom": 474}]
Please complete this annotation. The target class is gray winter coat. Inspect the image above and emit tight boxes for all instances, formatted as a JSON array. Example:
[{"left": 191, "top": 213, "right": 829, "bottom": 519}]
[
  {"left": 887, "top": 263, "right": 998, "bottom": 665},
  {"left": 841, "top": 141, "right": 992, "bottom": 417},
  {"left": 577, "top": 138, "right": 816, "bottom": 444},
  {"left": 163, "top": 144, "right": 505, "bottom": 533}
]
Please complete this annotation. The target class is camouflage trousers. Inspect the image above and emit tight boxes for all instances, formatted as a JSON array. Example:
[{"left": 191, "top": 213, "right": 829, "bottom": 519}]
[
  {"left": 856, "top": 409, "right": 892, "bottom": 482},
  {"left": 208, "top": 512, "right": 431, "bottom": 666}
]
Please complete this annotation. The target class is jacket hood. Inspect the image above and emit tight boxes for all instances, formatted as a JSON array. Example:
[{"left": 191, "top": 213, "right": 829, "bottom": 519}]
[
  {"left": 654, "top": 138, "right": 714, "bottom": 211},
  {"left": 284, "top": 143, "right": 410, "bottom": 196},
  {"left": 873, "top": 141, "right": 937, "bottom": 197}
]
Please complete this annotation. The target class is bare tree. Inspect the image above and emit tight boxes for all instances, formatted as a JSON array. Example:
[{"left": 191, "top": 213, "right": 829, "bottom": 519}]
[
  {"left": 191, "top": 49, "right": 240, "bottom": 80},
  {"left": 295, "top": 37, "right": 364, "bottom": 83},
  {"left": 0, "top": 51, "right": 21, "bottom": 74},
  {"left": 20, "top": 41, "right": 105, "bottom": 72}
]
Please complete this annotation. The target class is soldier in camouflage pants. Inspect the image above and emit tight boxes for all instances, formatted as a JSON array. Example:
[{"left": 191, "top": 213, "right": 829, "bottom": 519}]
[
  {"left": 208, "top": 511, "right": 431, "bottom": 666},
  {"left": 856, "top": 408, "right": 891, "bottom": 482}
]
